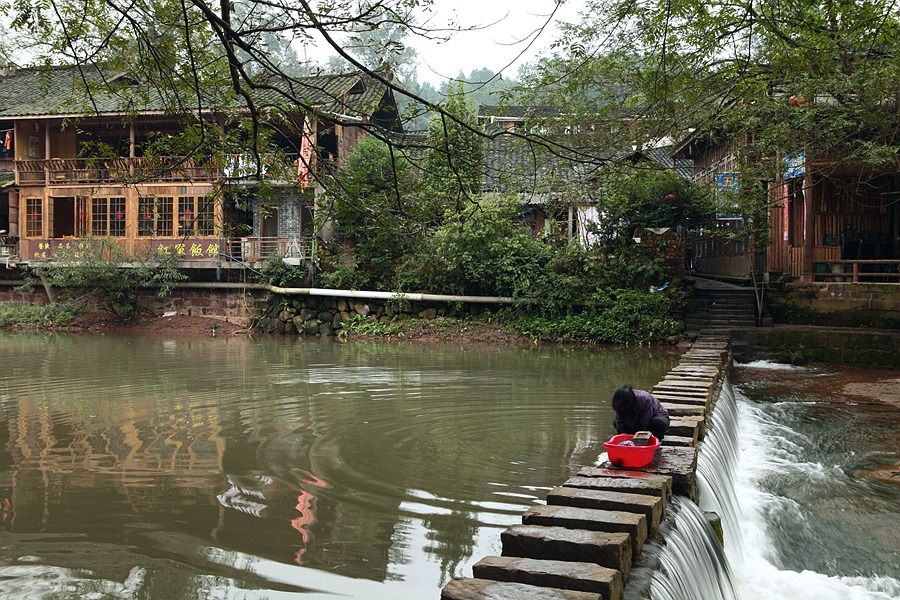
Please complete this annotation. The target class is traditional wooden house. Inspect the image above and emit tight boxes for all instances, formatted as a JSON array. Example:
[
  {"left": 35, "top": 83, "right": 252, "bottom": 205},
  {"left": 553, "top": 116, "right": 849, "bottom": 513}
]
[
  {"left": 0, "top": 64, "right": 400, "bottom": 270},
  {"left": 675, "top": 132, "right": 900, "bottom": 282}
]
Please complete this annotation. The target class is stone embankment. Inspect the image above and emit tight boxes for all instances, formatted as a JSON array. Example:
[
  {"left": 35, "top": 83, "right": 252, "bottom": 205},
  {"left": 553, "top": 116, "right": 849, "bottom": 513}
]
[
  {"left": 265, "top": 295, "right": 464, "bottom": 336},
  {"left": 441, "top": 335, "right": 730, "bottom": 600}
]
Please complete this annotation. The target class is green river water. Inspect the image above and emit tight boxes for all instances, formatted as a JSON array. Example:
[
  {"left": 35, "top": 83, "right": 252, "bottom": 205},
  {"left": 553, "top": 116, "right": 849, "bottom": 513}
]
[{"left": 0, "top": 332, "right": 679, "bottom": 599}]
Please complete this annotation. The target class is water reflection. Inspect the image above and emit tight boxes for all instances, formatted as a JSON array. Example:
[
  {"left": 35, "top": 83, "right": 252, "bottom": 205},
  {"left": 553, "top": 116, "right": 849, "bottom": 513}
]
[{"left": 0, "top": 332, "right": 679, "bottom": 598}]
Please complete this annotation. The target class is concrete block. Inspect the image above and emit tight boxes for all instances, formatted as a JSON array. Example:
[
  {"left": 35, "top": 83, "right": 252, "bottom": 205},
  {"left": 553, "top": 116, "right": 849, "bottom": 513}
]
[
  {"left": 473, "top": 556, "right": 623, "bottom": 599},
  {"left": 441, "top": 578, "right": 602, "bottom": 600},
  {"left": 547, "top": 487, "right": 664, "bottom": 535},
  {"left": 522, "top": 504, "right": 647, "bottom": 554},
  {"left": 501, "top": 525, "right": 632, "bottom": 580}
]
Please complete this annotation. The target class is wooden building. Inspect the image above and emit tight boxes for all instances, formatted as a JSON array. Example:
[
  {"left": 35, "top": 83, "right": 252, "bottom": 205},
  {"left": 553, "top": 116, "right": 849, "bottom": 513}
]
[
  {"left": 0, "top": 65, "right": 400, "bottom": 269},
  {"left": 675, "top": 133, "right": 900, "bottom": 283}
]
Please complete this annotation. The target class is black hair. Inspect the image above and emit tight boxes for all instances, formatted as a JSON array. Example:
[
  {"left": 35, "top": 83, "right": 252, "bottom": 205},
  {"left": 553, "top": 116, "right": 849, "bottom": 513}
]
[{"left": 612, "top": 385, "right": 635, "bottom": 413}]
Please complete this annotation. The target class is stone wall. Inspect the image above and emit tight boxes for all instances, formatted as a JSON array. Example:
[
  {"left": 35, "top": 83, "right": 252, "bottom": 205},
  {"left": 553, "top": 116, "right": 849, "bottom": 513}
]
[
  {"left": 731, "top": 326, "right": 900, "bottom": 368},
  {"left": 261, "top": 294, "right": 477, "bottom": 336},
  {"left": 0, "top": 280, "right": 266, "bottom": 324},
  {"left": 768, "top": 282, "right": 900, "bottom": 329}
]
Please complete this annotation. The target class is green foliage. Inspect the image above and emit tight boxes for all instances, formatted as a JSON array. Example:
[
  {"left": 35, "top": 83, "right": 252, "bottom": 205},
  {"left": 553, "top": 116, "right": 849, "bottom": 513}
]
[
  {"left": 259, "top": 255, "right": 306, "bottom": 287},
  {"left": 396, "top": 199, "right": 550, "bottom": 296},
  {"left": 23, "top": 237, "right": 187, "bottom": 318},
  {"left": 325, "top": 134, "right": 428, "bottom": 289},
  {"left": 513, "top": 289, "right": 681, "bottom": 345},
  {"left": 422, "top": 82, "right": 486, "bottom": 210},
  {"left": 595, "top": 164, "right": 716, "bottom": 249},
  {"left": 0, "top": 302, "right": 54, "bottom": 329}
]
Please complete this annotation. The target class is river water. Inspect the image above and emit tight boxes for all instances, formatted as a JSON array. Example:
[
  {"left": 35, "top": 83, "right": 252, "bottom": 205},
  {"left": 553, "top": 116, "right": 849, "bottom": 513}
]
[
  {"left": 0, "top": 332, "right": 678, "bottom": 599},
  {"left": 727, "top": 362, "right": 900, "bottom": 600}
]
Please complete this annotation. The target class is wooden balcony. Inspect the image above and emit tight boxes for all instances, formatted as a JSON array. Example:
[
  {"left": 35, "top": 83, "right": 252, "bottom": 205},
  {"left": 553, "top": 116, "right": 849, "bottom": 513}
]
[
  {"left": 15, "top": 154, "right": 330, "bottom": 187},
  {"left": 16, "top": 157, "right": 218, "bottom": 186}
]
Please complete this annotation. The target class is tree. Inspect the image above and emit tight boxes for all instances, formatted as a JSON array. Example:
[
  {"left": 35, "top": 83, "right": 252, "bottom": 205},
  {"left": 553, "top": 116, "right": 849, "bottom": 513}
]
[
  {"left": 322, "top": 133, "right": 426, "bottom": 289},
  {"left": 422, "top": 81, "right": 485, "bottom": 213},
  {"left": 520, "top": 0, "right": 900, "bottom": 181}
]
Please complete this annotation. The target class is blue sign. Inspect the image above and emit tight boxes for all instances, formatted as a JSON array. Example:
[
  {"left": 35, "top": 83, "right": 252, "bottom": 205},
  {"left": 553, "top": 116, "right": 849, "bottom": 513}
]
[
  {"left": 784, "top": 153, "right": 805, "bottom": 180},
  {"left": 715, "top": 173, "right": 739, "bottom": 191}
]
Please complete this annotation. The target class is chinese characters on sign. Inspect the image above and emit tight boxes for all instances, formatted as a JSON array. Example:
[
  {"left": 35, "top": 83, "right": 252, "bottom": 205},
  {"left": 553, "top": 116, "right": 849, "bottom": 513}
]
[
  {"left": 30, "top": 239, "right": 220, "bottom": 260},
  {"left": 154, "top": 242, "right": 221, "bottom": 257}
]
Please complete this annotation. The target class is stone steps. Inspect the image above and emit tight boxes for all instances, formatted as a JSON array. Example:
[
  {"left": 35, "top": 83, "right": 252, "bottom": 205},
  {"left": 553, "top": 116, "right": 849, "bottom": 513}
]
[{"left": 440, "top": 337, "right": 729, "bottom": 600}]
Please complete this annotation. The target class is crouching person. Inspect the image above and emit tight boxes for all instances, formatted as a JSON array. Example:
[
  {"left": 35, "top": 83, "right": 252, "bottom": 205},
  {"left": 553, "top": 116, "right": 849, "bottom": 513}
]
[{"left": 612, "top": 385, "right": 670, "bottom": 442}]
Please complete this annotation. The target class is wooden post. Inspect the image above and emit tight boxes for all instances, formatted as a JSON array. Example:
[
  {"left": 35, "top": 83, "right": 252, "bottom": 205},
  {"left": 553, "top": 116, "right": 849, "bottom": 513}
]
[{"left": 802, "top": 175, "right": 815, "bottom": 282}]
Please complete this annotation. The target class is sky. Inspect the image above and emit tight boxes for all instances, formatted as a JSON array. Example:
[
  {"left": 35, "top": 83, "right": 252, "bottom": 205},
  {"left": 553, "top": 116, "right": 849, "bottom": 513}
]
[
  {"left": 300, "top": 0, "right": 587, "bottom": 86},
  {"left": 407, "top": 0, "right": 586, "bottom": 85}
]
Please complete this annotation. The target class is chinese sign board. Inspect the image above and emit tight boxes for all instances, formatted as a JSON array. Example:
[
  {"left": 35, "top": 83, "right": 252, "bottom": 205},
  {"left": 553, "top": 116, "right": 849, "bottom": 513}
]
[{"left": 28, "top": 239, "right": 221, "bottom": 261}]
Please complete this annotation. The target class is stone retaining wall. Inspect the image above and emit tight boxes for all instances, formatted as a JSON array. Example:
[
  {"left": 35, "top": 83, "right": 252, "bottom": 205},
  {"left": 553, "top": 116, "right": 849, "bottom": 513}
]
[
  {"left": 441, "top": 336, "right": 731, "bottom": 600},
  {"left": 768, "top": 282, "right": 900, "bottom": 329},
  {"left": 0, "top": 280, "right": 266, "bottom": 324},
  {"left": 730, "top": 326, "right": 900, "bottom": 368},
  {"left": 262, "top": 294, "right": 486, "bottom": 336}
]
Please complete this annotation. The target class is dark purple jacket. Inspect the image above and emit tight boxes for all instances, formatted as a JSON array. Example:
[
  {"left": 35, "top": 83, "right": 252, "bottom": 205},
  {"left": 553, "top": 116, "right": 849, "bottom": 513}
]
[{"left": 614, "top": 389, "right": 668, "bottom": 433}]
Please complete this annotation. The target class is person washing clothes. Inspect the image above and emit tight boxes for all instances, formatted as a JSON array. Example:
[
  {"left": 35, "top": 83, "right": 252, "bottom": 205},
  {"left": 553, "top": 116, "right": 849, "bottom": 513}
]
[{"left": 612, "top": 385, "right": 669, "bottom": 442}]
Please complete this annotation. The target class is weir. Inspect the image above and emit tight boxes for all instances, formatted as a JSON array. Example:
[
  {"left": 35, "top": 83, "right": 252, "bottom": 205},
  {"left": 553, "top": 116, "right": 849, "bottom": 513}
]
[{"left": 441, "top": 334, "right": 734, "bottom": 600}]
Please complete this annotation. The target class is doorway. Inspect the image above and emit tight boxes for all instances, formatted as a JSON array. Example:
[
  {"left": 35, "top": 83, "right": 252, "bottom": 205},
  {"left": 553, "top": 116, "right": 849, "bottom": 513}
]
[{"left": 52, "top": 197, "right": 75, "bottom": 238}]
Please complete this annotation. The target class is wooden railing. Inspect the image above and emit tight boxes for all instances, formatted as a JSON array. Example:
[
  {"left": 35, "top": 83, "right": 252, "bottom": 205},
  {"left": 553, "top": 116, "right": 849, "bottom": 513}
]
[
  {"left": 814, "top": 260, "right": 900, "bottom": 283},
  {"left": 15, "top": 154, "right": 330, "bottom": 186},
  {"left": 228, "top": 236, "right": 314, "bottom": 264},
  {"left": 16, "top": 157, "right": 217, "bottom": 185}
]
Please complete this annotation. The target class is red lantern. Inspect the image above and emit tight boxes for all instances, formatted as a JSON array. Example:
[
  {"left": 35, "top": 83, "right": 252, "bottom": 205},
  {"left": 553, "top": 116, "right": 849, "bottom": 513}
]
[{"left": 664, "top": 193, "right": 680, "bottom": 205}]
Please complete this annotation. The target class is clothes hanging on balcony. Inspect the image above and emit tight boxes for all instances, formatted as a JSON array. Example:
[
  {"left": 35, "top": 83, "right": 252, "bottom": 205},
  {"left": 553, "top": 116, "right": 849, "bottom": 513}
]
[{"left": 0, "top": 130, "right": 11, "bottom": 158}]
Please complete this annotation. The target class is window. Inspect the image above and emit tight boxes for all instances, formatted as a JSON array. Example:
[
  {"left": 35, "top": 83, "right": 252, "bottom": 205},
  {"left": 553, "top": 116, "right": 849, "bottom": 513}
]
[
  {"left": 177, "top": 196, "right": 216, "bottom": 236},
  {"left": 26, "top": 198, "right": 43, "bottom": 237},
  {"left": 138, "top": 196, "right": 173, "bottom": 237},
  {"left": 75, "top": 197, "right": 89, "bottom": 237},
  {"left": 90, "top": 197, "right": 126, "bottom": 237}
]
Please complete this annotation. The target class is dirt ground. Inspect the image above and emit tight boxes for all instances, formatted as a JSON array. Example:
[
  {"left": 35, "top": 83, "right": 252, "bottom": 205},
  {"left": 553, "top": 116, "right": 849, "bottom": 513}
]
[
  {"left": 54, "top": 312, "right": 253, "bottom": 337},
  {"left": 51, "top": 310, "right": 546, "bottom": 345}
]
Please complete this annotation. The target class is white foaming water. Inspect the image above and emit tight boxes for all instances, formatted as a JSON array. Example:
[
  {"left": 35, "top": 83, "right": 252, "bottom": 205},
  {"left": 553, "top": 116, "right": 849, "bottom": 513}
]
[
  {"left": 730, "top": 391, "right": 900, "bottom": 600},
  {"left": 734, "top": 360, "right": 807, "bottom": 371}
]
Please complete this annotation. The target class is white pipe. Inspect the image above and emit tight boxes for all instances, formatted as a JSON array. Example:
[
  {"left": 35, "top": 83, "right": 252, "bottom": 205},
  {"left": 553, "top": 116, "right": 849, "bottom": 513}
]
[{"left": 266, "top": 285, "right": 524, "bottom": 304}]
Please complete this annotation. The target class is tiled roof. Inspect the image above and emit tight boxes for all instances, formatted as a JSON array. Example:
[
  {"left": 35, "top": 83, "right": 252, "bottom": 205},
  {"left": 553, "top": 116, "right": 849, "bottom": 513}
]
[
  {"left": 0, "top": 65, "right": 392, "bottom": 120},
  {"left": 478, "top": 105, "right": 560, "bottom": 119}
]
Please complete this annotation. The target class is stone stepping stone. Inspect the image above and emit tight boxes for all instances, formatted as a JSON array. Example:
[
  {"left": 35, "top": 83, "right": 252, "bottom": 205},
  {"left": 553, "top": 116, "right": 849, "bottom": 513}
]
[
  {"left": 652, "top": 393, "right": 709, "bottom": 406},
  {"left": 522, "top": 504, "right": 647, "bottom": 555},
  {"left": 659, "top": 403, "right": 706, "bottom": 416},
  {"left": 441, "top": 578, "right": 602, "bottom": 600},
  {"left": 547, "top": 487, "right": 664, "bottom": 535},
  {"left": 473, "top": 556, "right": 623, "bottom": 599},
  {"left": 569, "top": 470, "right": 673, "bottom": 505},
  {"left": 660, "top": 434, "right": 695, "bottom": 447},
  {"left": 500, "top": 525, "right": 632, "bottom": 580},
  {"left": 669, "top": 415, "right": 705, "bottom": 440}
]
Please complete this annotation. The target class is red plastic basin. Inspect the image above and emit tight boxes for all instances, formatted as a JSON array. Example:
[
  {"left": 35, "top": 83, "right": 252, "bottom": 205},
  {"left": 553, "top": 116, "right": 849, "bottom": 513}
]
[{"left": 603, "top": 433, "right": 660, "bottom": 468}]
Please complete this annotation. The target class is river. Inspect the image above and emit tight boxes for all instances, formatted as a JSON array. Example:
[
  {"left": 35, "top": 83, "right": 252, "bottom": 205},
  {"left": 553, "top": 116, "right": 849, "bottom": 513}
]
[
  {"left": 0, "top": 332, "right": 678, "bottom": 599},
  {"left": 728, "top": 361, "right": 900, "bottom": 600}
]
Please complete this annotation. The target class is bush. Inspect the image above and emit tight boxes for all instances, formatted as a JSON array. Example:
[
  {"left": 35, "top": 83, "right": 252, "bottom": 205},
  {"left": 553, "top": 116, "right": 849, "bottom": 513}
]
[
  {"left": 512, "top": 288, "right": 681, "bottom": 344},
  {"left": 23, "top": 236, "right": 187, "bottom": 318}
]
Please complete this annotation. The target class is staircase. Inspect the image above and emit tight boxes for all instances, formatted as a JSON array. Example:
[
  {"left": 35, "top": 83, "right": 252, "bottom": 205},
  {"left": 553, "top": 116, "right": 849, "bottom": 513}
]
[{"left": 684, "top": 281, "right": 761, "bottom": 335}]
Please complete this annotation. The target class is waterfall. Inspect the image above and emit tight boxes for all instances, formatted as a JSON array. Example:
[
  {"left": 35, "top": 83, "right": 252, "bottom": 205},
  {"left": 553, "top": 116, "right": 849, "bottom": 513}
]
[
  {"left": 643, "top": 378, "right": 741, "bottom": 600},
  {"left": 647, "top": 497, "right": 738, "bottom": 600},
  {"left": 644, "top": 366, "right": 900, "bottom": 600}
]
